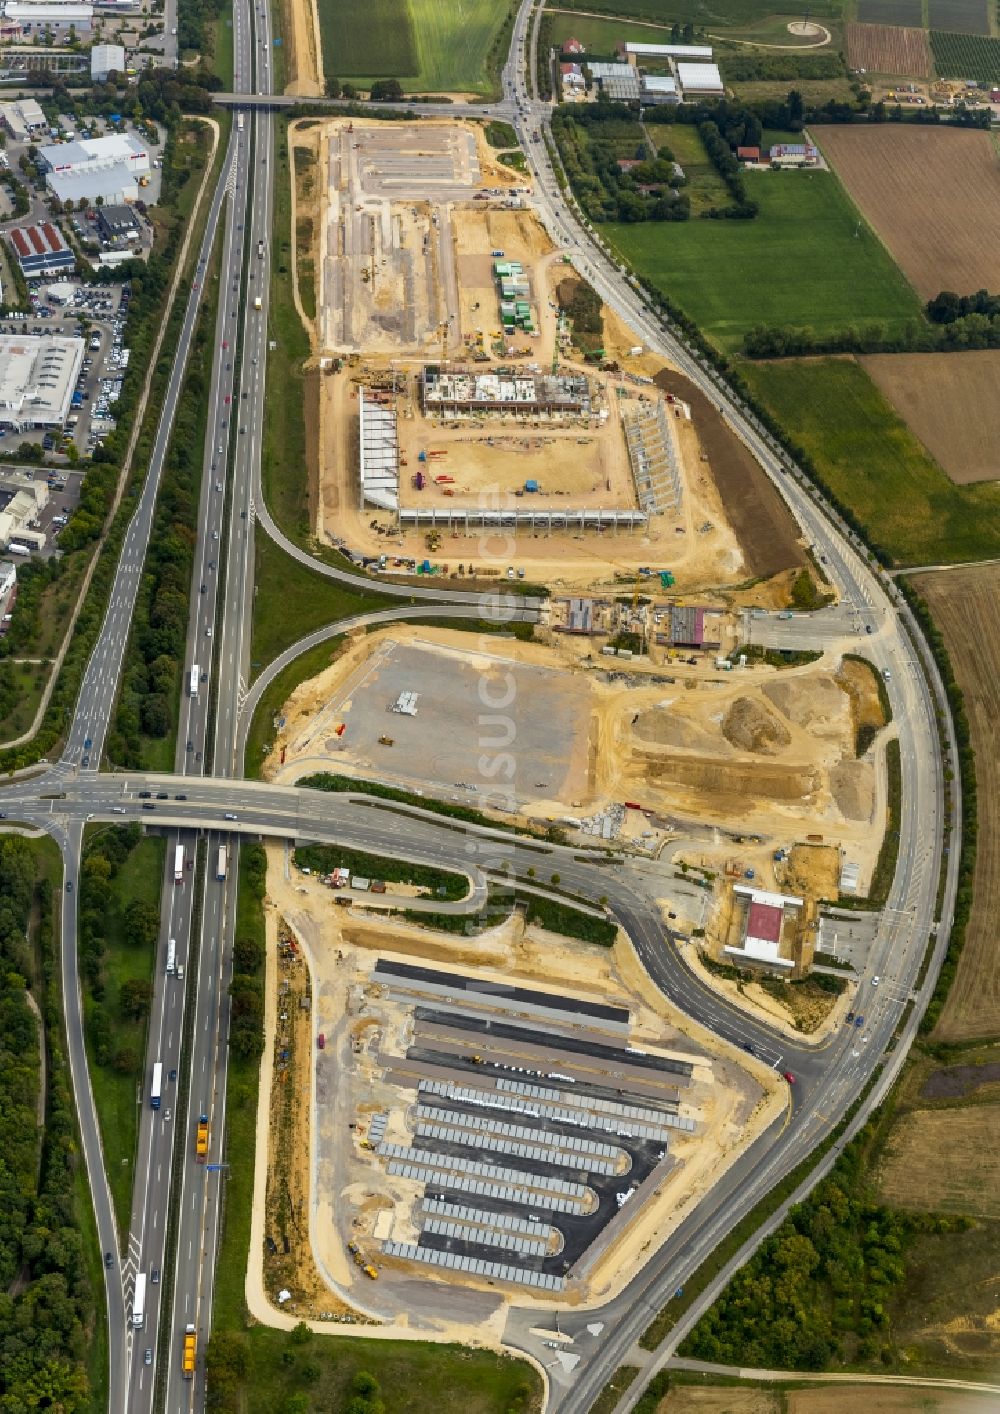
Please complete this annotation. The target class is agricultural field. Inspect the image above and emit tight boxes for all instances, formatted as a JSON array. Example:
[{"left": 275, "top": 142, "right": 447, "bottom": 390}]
[
  {"left": 817, "top": 124, "right": 1000, "bottom": 299},
  {"left": 316, "top": 0, "right": 510, "bottom": 91},
  {"left": 862, "top": 352, "right": 1000, "bottom": 485},
  {"left": 317, "top": 0, "right": 417, "bottom": 77},
  {"left": 548, "top": 0, "right": 842, "bottom": 24},
  {"left": 845, "top": 22, "right": 931, "bottom": 76},
  {"left": 909, "top": 565, "right": 1000, "bottom": 1042},
  {"left": 609, "top": 166, "right": 923, "bottom": 350},
  {"left": 930, "top": 30, "right": 1000, "bottom": 83},
  {"left": 739, "top": 359, "right": 1000, "bottom": 565},
  {"left": 928, "top": 0, "right": 990, "bottom": 35},
  {"left": 857, "top": 0, "right": 921, "bottom": 22},
  {"left": 878, "top": 1107, "right": 1000, "bottom": 1218}
]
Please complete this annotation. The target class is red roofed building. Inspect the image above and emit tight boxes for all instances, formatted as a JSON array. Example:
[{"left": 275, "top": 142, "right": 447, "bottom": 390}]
[
  {"left": 725, "top": 886, "right": 802, "bottom": 971},
  {"left": 737, "top": 145, "right": 760, "bottom": 162},
  {"left": 563, "top": 37, "right": 585, "bottom": 53},
  {"left": 6, "top": 222, "right": 75, "bottom": 277}
]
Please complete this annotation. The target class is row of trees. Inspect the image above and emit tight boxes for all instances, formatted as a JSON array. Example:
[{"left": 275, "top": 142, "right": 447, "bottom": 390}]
[
  {"left": 927, "top": 287, "right": 1000, "bottom": 324},
  {"left": 744, "top": 310, "right": 1000, "bottom": 358},
  {"left": 230, "top": 843, "right": 266, "bottom": 1062},
  {"left": 898, "top": 581, "right": 977, "bottom": 1037},
  {"left": 106, "top": 228, "right": 211, "bottom": 763},
  {"left": 0, "top": 836, "right": 96, "bottom": 1411}
]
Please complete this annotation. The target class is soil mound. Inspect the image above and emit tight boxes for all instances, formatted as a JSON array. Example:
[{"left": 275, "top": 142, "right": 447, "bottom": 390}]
[
  {"left": 633, "top": 709, "right": 720, "bottom": 752},
  {"left": 830, "top": 759, "right": 874, "bottom": 821},
  {"left": 763, "top": 674, "right": 846, "bottom": 730},
  {"left": 721, "top": 696, "right": 791, "bottom": 756}
]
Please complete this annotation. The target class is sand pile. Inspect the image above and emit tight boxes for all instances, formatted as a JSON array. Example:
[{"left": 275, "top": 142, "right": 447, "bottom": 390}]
[
  {"left": 633, "top": 708, "right": 720, "bottom": 752},
  {"left": 763, "top": 674, "right": 847, "bottom": 730},
  {"left": 829, "top": 759, "right": 875, "bottom": 822},
  {"left": 721, "top": 696, "right": 792, "bottom": 755}
]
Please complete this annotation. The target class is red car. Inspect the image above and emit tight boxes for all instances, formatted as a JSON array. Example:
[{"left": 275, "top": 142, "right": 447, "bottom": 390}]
[
  {"left": 317, "top": 1033, "right": 326, "bottom": 1050},
  {"left": 783, "top": 1071, "right": 796, "bottom": 1084}
]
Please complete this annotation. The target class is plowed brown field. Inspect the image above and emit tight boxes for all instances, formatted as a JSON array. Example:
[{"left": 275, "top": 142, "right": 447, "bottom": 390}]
[
  {"left": 817, "top": 126, "right": 1000, "bottom": 298},
  {"left": 911, "top": 565, "right": 1000, "bottom": 1041},
  {"left": 862, "top": 351, "right": 1000, "bottom": 484},
  {"left": 845, "top": 22, "right": 931, "bottom": 76}
]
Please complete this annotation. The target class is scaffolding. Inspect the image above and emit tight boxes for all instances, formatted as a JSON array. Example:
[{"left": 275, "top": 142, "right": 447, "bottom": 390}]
[
  {"left": 623, "top": 399, "right": 683, "bottom": 516},
  {"left": 358, "top": 387, "right": 399, "bottom": 510}
]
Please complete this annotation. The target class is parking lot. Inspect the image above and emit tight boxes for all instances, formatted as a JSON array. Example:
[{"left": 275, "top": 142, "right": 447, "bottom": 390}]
[
  {"left": 315, "top": 953, "right": 703, "bottom": 1297},
  {"left": 277, "top": 635, "right": 592, "bottom": 807}
]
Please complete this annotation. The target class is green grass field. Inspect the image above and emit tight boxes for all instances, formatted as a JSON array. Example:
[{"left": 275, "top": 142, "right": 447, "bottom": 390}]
[
  {"left": 318, "top": 0, "right": 511, "bottom": 91},
  {"left": 645, "top": 120, "right": 731, "bottom": 213},
  {"left": 740, "top": 358, "right": 1000, "bottom": 565},
  {"left": 251, "top": 532, "right": 390, "bottom": 676},
  {"left": 547, "top": 11, "right": 678, "bottom": 52},
  {"left": 550, "top": 0, "right": 842, "bottom": 24},
  {"left": 608, "top": 167, "right": 923, "bottom": 351},
  {"left": 82, "top": 834, "right": 165, "bottom": 1234}
]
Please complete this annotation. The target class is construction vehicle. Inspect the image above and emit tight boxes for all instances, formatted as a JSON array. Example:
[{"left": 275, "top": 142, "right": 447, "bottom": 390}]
[
  {"left": 378, "top": 735, "right": 394, "bottom": 746},
  {"left": 195, "top": 1115, "right": 209, "bottom": 1163},
  {"left": 347, "top": 1241, "right": 379, "bottom": 1278},
  {"left": 468, "top": 1054, "right": 483, "bottom": 1064},
  {"left": 182, "top": 1325, "right": 196, "bottom": 1379}
]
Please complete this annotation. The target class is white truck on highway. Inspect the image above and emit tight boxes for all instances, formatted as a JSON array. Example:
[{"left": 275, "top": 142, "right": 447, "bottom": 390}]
[
  {"left": 132, "top": 1272, "right": 146, "bottom": 1329},
  {"left": 188, "top": 664, "right": 199, "bottom": 697},
  {"left": 166, "top": 937, "right": 176, "bottom": 975}
]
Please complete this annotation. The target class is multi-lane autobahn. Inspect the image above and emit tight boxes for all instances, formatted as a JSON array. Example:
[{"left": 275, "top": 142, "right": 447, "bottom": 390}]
[{"left": 0, "top": 3, "right": 960, "bottom": 1412}]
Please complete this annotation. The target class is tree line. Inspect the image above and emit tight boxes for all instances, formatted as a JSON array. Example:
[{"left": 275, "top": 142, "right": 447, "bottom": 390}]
[
  {"left": 0, "top": 836, "right": 96, "bottom": 1411},
  {"left": 682, "top": 1131, "right": 969, "bottom": 1369},
  {"left": 896, "top": 579, "right": 977, "bottom": 1038},
  {"left": 744, "top": 310, "right": 1000, "bottom": 358}
]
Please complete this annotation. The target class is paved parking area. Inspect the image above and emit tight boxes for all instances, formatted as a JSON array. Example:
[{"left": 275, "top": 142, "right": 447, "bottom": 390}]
[
  {"left": 817, "top": 907, "right": 881, "bottom": 973},
  {"left": 286, "top": 637, "right": 591, "bottom": 807}
]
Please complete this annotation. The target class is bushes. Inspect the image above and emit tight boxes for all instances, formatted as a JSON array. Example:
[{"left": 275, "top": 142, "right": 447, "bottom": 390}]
[
  {"left": 744, "top": 310, "right": 1000, "bottom": 357},
  {"left": 229, "top": 844, "right": 267, "bottom": 1062},
  {"left": 681, "top": 1131, "right": 968, "bottom": 1370},
  {"left": 551, "top": 105, "right": 690, "bottom": 224},
  {"left": 0, "top": 837, "right": 96, "bottom": 1412},
  {"left": 897, "top": 579, "right": 976, "bottom": 1036}
]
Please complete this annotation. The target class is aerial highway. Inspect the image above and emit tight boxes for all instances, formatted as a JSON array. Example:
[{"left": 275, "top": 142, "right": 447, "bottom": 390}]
[{"left": 0, "top": 2, "right": 960, "bottom": 1412}]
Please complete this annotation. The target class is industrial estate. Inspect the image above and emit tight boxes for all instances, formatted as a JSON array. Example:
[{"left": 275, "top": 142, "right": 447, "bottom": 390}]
[{"left": 0, "top": 0, "right": 995, "bottom": 1412}]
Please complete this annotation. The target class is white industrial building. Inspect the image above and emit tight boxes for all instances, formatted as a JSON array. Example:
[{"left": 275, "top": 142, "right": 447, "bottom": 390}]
[
  {"left": 625, "top": 41, "right": 714, "bottom": 59},
  {"left": 0, "top": 557, "right": 16, "bottom": 599},
  {"left": 38, "top": 131, "right": 149, "bottom": 178},
  {"left": 725, "top": 886, "right": 801, "bottom": 971},
  {"left": 676, "top": 61, "right": 724, "bottom": 95},
  {"left": 0, "top": 468, "right": 49, "bottom": 550},
  {"left": 90, "top": 40, "right": 124, "bottom": 79},
  {"left": 0, "top": 334, "right": 84, "bottom": 430},
  {"left": 0, "top": 96, "right": 46, "bottom": 140},
  {"left": 358, "top": 388, "right": 399, "bottom": 510},
  {"left": 3, "top": 1, "right": 93, "bottom": 25},
  {"left": 39, "top": 130, "right": 148, "bottom": 205}
]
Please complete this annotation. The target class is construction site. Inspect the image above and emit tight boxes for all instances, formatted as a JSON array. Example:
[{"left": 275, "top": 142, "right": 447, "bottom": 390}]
[
  {"left": 256, "top": 850, "right": 786, "bottom": 1325},
  {"left": 293, "top": 116, "right": 754, "bottom": 589},
  {"left": 263, "top": 625, "right": 890, "bottom": 903}
]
